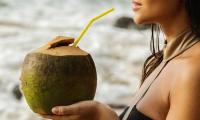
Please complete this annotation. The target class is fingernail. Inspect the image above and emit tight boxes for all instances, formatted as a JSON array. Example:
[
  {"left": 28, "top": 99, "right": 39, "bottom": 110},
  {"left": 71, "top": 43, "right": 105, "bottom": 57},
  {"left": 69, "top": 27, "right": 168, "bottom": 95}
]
[{"left": 52, "top": 107, "right": 59, "bottom": 114}]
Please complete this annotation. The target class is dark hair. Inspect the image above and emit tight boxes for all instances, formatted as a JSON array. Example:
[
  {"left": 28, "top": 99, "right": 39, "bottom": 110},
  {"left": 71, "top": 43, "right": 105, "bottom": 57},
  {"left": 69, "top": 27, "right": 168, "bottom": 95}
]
[{"left": 140, "top": 0, "right": 200, "bottom": 86}]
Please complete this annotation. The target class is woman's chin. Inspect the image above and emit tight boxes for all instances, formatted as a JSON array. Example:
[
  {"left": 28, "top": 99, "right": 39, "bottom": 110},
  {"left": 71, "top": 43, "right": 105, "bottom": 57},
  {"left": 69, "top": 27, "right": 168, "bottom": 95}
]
[
  {"left": 133, "top": 16, "right": 152, "bottom": 25},
  {"left": 133, "top": 15, "right": 144, "bottom": 24},
  {"left": 133, "top": 15, "right": 152, "bottom": 25},
  {"left": 133, "top": 18, "right": 144, "bottom": 25}
]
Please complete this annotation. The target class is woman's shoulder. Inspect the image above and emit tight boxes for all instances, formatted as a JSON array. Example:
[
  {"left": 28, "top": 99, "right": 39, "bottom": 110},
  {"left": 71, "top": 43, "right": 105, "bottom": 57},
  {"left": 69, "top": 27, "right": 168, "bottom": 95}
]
[
  {"left": 180, "top": 58, "right": 200, "bottom": 80},
  {"left": 171, "top": 56, "right": 200, "bottom": 91},
  {"left": 168, "top": 56, "right": 200, "bottom": 119}
]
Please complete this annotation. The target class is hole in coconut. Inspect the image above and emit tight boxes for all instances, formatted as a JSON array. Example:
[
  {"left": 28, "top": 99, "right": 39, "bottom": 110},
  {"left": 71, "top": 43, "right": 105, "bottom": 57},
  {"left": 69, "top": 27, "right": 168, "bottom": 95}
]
[{"left": 48, "top": 36, "right": 74, "bottom": 49}]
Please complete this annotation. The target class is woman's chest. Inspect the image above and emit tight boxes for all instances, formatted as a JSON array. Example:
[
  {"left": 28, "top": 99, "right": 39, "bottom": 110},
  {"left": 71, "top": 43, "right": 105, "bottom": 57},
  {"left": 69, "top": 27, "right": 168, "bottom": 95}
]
[{"left": 135, "top": 62, "right": 179, "bottom": 120}]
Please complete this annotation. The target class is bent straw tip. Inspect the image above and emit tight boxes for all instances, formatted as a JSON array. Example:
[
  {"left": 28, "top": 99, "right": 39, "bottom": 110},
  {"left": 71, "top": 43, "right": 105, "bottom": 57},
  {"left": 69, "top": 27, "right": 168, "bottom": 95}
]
[{"left": 73, "top": 8, "right": 115, "bottom": 47}]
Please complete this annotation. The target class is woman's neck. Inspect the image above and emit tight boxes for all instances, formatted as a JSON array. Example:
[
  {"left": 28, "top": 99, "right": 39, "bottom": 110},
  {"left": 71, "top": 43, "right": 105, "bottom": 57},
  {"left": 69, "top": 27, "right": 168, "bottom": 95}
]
[{"left": 159, "top": 7, "right": 191, "bottom": 43}]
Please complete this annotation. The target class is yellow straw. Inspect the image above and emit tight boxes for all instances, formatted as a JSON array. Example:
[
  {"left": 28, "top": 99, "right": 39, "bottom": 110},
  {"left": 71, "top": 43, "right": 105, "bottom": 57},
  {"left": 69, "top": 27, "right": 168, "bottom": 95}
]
[{"left": 73, "top": 8, "right": 115, "bottom": 47}]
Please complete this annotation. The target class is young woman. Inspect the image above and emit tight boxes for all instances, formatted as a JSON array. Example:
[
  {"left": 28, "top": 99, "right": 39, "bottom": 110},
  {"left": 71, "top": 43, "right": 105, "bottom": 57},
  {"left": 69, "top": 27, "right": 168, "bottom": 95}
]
[{"left": 40, "top": 0, "right": 200, "bottom": 119}]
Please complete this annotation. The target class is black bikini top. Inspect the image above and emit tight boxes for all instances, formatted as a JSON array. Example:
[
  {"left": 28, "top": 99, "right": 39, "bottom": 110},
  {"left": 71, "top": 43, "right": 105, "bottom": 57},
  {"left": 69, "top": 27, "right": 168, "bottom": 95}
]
[
  {"left": 119, "top": 27, "right": 200, "bottom": 120},
  {"left": 119, "top": 105, "right": 152, "bottom": 120}
]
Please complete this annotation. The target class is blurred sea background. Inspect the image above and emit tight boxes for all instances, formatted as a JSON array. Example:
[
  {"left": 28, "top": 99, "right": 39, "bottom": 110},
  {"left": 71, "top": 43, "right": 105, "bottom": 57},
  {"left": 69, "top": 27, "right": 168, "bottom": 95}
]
[{"left": 0, "top": 0, "right": 153, "bottom": 119}]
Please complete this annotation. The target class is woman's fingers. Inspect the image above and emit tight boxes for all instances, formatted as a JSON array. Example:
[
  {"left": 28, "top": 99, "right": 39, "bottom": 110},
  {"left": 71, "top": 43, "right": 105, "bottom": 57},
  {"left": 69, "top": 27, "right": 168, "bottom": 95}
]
[
  {"left": 37, "top": 101, "right": 118, "bottom": 120},
  {"left": 52, "top": 101, "right": 86, "bottom": 115},
  {"left": 38, "top": 114, "right": 80, "bottom": 120},
  {"left": 52, "top": 105, "right": 80, "bottom": 115},
  {"left": 52, "top": 101, "right": 98, "bottom": 116}
]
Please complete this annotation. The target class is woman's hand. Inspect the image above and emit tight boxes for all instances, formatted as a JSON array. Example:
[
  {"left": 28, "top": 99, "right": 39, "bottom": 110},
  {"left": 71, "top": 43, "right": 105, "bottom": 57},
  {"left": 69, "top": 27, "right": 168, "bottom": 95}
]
[{"left": 39, "top": 100, "right": 119, "bottom": 120}]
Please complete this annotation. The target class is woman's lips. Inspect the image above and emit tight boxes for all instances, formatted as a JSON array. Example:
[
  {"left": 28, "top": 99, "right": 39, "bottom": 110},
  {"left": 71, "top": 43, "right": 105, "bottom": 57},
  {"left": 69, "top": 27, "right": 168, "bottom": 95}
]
[{"left": 132, "top": 1, "right": 142, "bottom": 11}]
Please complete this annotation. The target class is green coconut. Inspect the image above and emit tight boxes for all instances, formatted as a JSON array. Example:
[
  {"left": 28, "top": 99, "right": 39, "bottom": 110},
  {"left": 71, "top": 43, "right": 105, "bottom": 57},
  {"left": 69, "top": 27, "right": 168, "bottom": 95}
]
[{"left": 20, "top": 36, "right": 97, "bottom": 115}]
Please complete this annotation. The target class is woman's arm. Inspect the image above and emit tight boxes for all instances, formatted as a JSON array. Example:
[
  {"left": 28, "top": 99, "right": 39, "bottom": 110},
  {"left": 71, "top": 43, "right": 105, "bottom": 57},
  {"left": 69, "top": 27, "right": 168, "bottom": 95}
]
[{"left": 166, "top": 64, "right": 200, "bottom": 120}]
